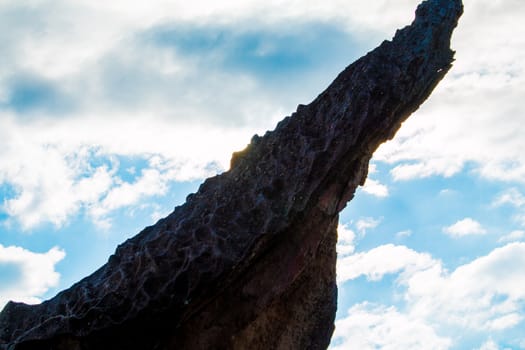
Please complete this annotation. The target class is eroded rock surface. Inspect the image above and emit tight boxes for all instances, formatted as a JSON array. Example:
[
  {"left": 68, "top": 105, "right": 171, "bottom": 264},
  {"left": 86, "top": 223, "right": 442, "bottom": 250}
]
[{"left": 0, "top": 0, "right": 462, "bottom": 349}]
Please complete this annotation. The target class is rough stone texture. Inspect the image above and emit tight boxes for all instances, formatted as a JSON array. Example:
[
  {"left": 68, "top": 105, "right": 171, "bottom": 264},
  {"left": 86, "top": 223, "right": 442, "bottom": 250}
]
[{"left": 0, "top": 0, "right": 462, "bottom": 349}]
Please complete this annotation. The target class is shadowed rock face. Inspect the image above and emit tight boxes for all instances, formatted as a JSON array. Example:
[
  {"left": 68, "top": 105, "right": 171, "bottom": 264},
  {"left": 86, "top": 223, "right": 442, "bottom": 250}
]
[{"left": 0, "top": 1, "right": 462, "bottom": 349}]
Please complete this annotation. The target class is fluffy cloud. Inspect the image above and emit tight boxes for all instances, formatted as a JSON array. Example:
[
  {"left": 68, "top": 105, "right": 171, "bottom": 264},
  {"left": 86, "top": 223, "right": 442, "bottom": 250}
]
[
  {"left": 361, "top": 178, "right": 389, "bottom": 198},
  {"left": 476, "top": 339, "right": 500, "bottom": 350},
  {"left": 0, "top": 0, "right": 523, "bottom": 238},
  {"left": 360, "top": 163, "right": 389, "bottom": 197},
  {"left": 443, "top": 217, "right": 487, "bottom": 237},
  {"left": 493, "top": 188, "right": 525, "bottom": 208},
  {"left": 0, "top": 142, "right": 115, "bottom": 230},
  {"left": 330, "top": 303, "right": 452, "bottom": 350},
  {"left": 337, "top": 224, "right": 356, "bottom": 257},
  {"left": 493, "top": 189, "right": 525, "bottom": 229},
  {"left": 498, "top": 230, "right": 525, "bottom": 244},
  {"left": 336, "top": 242, "right": 525, "bottom": 345},
  {"left": 3, "top": 0, "right": 400, "bottom": 229},
  {"left": 0, "top": 244, "right": 65, "bottom": 309},
  {"left": 405, "top": 242, "right": 525, "bottom": 331},
  {"left": 0, "top": 113, "right": 259, "bottom": 229},
  {"left": 2, "top": 0, "right": 523, "bottom": 231},
  {"left": 355, "top": 217, "right": 382, "bottom": 236},
  {"left": 337, "top": 244, "right": 435, "bottom": 283},
  {"left": 396, "top": 229, "right": 412, "bottom": 239}
]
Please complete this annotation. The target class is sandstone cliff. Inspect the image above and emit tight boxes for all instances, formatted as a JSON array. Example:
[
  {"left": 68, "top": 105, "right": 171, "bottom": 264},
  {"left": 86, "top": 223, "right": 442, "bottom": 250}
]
[{"left": 0, "top": 0, "right": 462, "bottom": 349}]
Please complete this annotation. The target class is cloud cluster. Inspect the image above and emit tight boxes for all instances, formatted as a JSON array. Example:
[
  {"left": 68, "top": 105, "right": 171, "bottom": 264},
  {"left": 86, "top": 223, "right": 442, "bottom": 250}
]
[
  {"left": 2, "top": 0, "right": 417, "bottom": 229},
  {"left": 493, "top": 188, "right": 525, "bottom": 229},
  {"left": 498, "top": 230, "right": 525, "bottom": 244},
  {"left": 355, "top": 217, "right": 382, "bottom": 236},
  {"left": 476, "top": 339, "right": 501, "bottom": 350},
  {"left": 336, "top": 224, "right": 356, "bottom": 257},
  {"left": 0, "top": 114, "right": 258, "bottom": 229},
  {"left": 331, "top": 302, "right": 452, "bottom": 350},
  {"left": 361, "top": 164, "right": 389, "bottom": 198},
  {"left": 335, "top": 242, "right": 525, "bottom": 348},
  {"left": 2, "top": 0, "right": 522, "bottom": 230},
  {"left": 442, "top": 217, "right": 487, "bottom": 238},
  {"left": 337, "top": 244, "right": 435, "bottom": 283},
  {"left": 0, "top": 244, "right": 65, "bottom": 309},
  {"left": 407, "top": 243, "right": 525, "bottom": 331}
]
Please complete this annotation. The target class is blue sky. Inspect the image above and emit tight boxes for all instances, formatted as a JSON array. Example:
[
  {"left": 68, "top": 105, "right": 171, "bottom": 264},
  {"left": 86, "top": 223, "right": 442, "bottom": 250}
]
[{"left": 1, "top": 0, "right": 524, "bottom": 349}]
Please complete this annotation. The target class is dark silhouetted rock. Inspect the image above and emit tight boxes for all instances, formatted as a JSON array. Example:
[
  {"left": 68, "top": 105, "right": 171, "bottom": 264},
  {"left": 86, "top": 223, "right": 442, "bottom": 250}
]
[{"left": 0, "top": 0, "right": 462, "bottom": 349}]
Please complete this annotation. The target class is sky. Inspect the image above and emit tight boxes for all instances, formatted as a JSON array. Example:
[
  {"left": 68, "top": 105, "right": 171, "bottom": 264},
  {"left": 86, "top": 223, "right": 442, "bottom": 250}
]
[{"left": 0, "top": 0, "right": 524, "bottom": 348}]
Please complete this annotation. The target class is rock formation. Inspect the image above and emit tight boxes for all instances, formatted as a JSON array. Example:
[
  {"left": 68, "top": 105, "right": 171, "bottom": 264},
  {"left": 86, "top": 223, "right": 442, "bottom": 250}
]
[{"left": 0, "top": 0, "right": 462, "bottom": 349}]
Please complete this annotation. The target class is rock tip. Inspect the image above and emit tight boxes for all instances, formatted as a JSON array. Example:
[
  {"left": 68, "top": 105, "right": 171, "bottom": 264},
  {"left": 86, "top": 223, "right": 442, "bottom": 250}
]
[{"left": 415, "top": 0, "right": 463, "bottom": 23}]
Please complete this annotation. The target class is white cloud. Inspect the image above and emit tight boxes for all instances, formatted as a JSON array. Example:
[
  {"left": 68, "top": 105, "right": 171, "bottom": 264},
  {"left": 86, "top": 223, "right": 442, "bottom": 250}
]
[
  {"left": 4, "top": 0, "right": 361, "bottom": 230},
  {"left": 396, "top": 229, "right": 412, "bottom": 239},
  {"left": 0, "top": 139, "right": 116, "bottom": 230},
  {"left": 0, "top": 244, "right": 65, "bottom": 309},
  {"left": 439, "top": 189, "right": 456, "bottom": 196},
  {"left": 330, "top": 303, "right": 452, "bottom": 350},
  {"left": 93, "top": 169, "right": 166, "bottom": 215},
  {"left": 492, "top": 189, "right": 525, "bottom": 228},
  {"left": 443, "top": 218, "right": 487, "bottom": 237},
  {"left": 405, "top": 243, "right": 525, "bottom": 331},
  {"left": 14, "top": 0, "right": 419, "bottom": 44},
  {"left": 149, "top": 203, "right": 170, "bottom": 223},
  {"left": 361, "top": 163, "right": 389, "bottom": 197},
  {"left": 476, "top": 338, "right": 515, "bottom": 350},
  {"left": 367, "top": 163, "right": 378, "bottom": 175},
  {"left": 337, "top": 224, "right": 356, "bottom": 257},
  {"left": 498, "top": 230, "right": 525, "bottom": 243},
  {"left": 0, "top": 114, "right": 260, "bottom": 229},
  {"left": 493, "top": 188, "right": 525, "bottom": 208},
  {"left": 0, "top": 0, "right": 523, "bottom": 233},
  {"left": 337, "top": 244, "right": 436, "bottom": 283},
  {"left": 476, "top": 339, "right": 499, "bottom": 350},
  {"left": 336, "top": 242, "right": 525, "bottom": 342},
  {"left": 355, "top": 217, "right": 381, "bottom": 236},
  {"left": 361, "top": 178, "right": 389, "bottom": 198},
  {"left": 390, "top": 159, "right": 463, "bottom": 181}
]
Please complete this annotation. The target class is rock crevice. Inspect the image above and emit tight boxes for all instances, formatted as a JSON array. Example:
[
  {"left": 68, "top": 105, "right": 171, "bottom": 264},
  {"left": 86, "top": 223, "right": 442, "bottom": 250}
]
[{"left": 0, "top": 1, "right": 462, "bottom": 349}]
